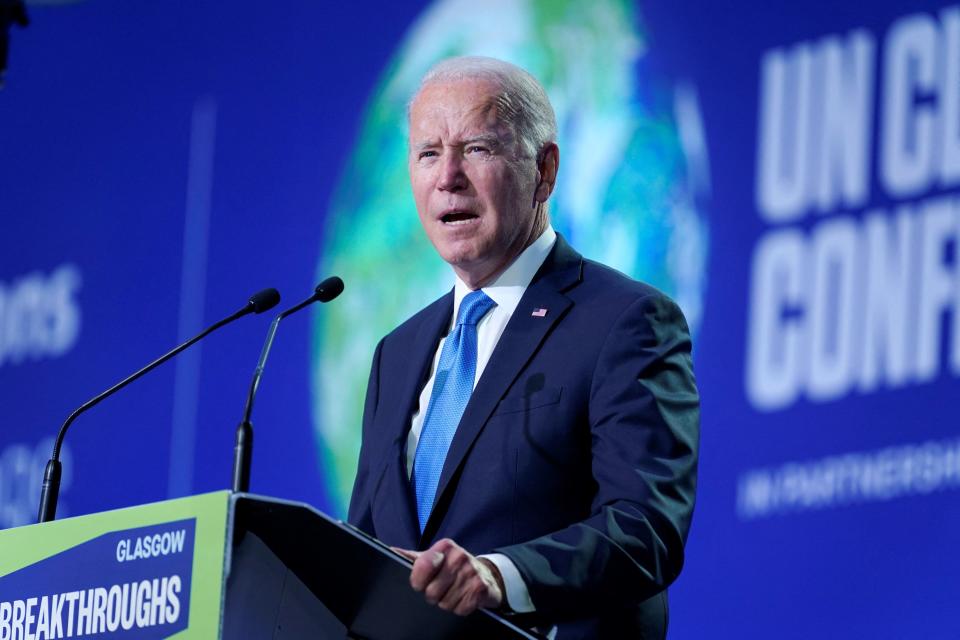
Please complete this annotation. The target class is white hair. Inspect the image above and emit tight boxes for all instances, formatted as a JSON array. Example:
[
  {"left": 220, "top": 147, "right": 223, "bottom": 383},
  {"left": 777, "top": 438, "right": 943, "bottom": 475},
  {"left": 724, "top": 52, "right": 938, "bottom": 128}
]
[{"left": 409, "top": 56, "right": 558, "bottom": 159}]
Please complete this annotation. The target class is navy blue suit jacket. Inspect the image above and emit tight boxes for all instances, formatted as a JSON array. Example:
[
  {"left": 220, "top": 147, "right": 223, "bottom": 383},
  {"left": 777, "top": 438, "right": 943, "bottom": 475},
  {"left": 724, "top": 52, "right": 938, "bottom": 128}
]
[{"left": 348, "top": 236, "right": 699, "bottom": 639}]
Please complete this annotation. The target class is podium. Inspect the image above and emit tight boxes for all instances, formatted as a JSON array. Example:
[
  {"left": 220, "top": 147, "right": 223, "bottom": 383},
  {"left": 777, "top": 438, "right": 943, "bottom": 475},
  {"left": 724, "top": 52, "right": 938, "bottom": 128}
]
[{"left": 0, "top": 492, "right": 539, "bottom": 639}]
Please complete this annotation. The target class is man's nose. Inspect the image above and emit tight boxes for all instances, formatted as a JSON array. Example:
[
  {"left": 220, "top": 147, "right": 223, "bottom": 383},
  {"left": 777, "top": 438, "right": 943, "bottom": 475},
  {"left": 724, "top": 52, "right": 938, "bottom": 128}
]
[{"left": 437, "top": 152, "right": 468, "bottom": 192}]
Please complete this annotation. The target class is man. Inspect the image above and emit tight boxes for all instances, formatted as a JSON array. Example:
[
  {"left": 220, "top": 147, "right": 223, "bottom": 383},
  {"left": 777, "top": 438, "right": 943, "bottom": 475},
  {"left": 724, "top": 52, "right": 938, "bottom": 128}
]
[{"left": 348, "top": 56, "right": 699, "bottom": 639}]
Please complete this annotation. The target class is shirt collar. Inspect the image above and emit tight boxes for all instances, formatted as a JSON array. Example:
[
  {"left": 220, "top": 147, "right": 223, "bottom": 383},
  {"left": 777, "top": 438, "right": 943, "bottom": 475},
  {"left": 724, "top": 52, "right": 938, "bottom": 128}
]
[{"left": 452, "top": 226, "right": 557, "bottom": 324}]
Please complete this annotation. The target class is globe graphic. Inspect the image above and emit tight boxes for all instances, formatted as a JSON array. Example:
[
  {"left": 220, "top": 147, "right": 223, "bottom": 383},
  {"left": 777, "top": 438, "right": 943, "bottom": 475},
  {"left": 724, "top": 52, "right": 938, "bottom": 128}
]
[{"left": 311, "top": 0, "right": 710, "bottom": 515}]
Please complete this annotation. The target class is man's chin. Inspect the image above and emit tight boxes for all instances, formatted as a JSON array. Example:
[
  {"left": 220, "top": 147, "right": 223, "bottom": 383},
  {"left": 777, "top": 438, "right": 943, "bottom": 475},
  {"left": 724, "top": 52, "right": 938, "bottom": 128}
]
[
  {"left": 436, "top": 242, "right": 483, "bottom": 269},
  {"left": 442, "top": 253, "right": 495, "bottom": 287},
  {"left": 445, "top": 257, "right": 483, "bottom": 277}
]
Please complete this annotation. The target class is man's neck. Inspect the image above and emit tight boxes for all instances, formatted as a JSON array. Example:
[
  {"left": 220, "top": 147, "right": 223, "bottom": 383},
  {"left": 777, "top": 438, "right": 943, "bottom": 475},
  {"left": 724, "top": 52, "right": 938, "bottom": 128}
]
[{"left": 456, "top": 211, "right": 549, "bottom": 289}]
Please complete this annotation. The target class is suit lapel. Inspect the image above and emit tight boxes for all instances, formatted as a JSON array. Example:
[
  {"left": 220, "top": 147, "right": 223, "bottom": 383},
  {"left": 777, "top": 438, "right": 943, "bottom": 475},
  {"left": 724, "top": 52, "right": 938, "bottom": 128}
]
[
  {"left": 424, "top": 237, "right": 583, "bottom": 539},
  {"left": 383, "top": 291, "right": 453, "bottom": 547}
]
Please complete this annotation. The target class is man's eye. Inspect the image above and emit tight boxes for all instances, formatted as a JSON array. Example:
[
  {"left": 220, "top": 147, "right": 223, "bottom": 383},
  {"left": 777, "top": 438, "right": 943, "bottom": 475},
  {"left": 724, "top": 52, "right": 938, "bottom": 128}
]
[
  {"left": 466, "top": 145, "right": 490, "bottom": 155},
  {"left": 418, "top": 150, "right": 437, "bottom": 160}
]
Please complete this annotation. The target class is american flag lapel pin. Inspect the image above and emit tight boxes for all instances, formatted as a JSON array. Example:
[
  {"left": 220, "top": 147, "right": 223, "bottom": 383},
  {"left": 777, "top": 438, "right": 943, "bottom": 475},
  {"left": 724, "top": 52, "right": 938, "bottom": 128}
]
[{"left": 531, "top": 307, "right": 548, "bottom": 317}]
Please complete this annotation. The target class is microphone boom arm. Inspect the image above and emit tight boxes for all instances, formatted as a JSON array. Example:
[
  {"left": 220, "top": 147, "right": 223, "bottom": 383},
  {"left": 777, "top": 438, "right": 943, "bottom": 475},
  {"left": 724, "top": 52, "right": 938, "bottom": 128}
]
[
  {"left": 37, "top": 288, "right": 280, "bottom": 523},
  {"left": 232, "top": 276, "right": 343, "bottom": 493}
]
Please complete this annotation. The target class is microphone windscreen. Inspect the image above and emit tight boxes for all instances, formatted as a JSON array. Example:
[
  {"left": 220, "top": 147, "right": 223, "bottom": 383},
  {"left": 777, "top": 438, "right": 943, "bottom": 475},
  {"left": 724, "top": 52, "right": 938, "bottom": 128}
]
[
  {"left": 314, "top": 276, "right": 344, "bottom": 303},
  {"left": 249, "top": 288, "right": 281, "bottom": 314}
]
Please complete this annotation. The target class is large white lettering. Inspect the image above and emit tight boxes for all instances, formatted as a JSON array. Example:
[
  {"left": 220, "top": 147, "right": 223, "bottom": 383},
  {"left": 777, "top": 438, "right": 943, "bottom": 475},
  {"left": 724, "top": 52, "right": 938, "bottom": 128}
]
[
  {"left": 807, "top": 218, "right": 858, "bottom": 401},
  {"left": 746, "top": 230, "right": 805, "bottom": 410},
  {"left": 746, "top": 196, "right": 960, "bottom": 410},
  {"left": 757, "top": 30, "right": 874, "bottom": 221},
  {"left": 748, "top": 6, "right": 960, "bottom": 410},
  {"left": 858, "top": 208, "right": 914, "bottom": 392},
  {"left": 0, "top": 264, "right": 81, "bottom": 368},
  {"left": 881, "top": 12, "right": 938, "bottom": 197},
  {"left": 0, "top": 576, "right": 183, "bottom": 640}
]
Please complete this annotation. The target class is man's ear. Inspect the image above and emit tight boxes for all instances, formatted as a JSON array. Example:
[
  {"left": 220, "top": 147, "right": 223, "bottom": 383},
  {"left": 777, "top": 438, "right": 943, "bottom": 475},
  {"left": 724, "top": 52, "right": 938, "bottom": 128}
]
[{"left": 534, "top": 143, "right": 560, "bottom": 203}]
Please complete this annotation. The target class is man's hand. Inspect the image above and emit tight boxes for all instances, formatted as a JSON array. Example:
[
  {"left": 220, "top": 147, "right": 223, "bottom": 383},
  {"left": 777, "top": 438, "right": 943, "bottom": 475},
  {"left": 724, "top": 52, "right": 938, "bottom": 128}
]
[{"left": 393, "top": 538, "right": 505, "bottom": 616}]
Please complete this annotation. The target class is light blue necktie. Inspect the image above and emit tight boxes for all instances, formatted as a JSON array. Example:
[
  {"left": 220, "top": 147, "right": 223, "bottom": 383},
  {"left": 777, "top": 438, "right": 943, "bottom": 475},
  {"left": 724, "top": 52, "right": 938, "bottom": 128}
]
[{"left": 413, "top": 290, "right": 496, "bottom": 532}]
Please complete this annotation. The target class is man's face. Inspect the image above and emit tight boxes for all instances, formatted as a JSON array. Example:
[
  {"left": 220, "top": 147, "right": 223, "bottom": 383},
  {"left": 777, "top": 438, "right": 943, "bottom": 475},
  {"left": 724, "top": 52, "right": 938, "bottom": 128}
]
[{"left": 408, "top": 79, "right": 541, "bottom": 287}]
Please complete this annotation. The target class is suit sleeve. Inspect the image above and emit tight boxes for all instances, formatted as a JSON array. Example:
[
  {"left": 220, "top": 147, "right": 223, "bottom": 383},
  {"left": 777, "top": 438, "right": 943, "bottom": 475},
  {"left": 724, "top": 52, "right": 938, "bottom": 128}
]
[
  {"left": 347, "top": 337, "right": 385, "bottom": 536},
  {"left": 494, "top": 292, "right": 700, "bottom": 619}
]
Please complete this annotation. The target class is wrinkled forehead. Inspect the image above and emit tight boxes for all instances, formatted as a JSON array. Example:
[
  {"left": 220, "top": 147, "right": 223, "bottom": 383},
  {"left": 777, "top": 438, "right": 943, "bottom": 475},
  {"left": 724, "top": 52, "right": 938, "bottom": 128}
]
[{"left": 408, "top": 79, "right": 518, "bottom": 144}]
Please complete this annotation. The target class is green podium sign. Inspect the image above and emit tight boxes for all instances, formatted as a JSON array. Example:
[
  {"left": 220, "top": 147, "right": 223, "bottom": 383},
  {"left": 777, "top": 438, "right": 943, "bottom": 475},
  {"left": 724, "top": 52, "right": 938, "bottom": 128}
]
[
  {"left": 0, "top": 491, "right": 230, "bottom": 639},
  {"left": 0, "top": 493, "right": 536, "bottom": 640}
]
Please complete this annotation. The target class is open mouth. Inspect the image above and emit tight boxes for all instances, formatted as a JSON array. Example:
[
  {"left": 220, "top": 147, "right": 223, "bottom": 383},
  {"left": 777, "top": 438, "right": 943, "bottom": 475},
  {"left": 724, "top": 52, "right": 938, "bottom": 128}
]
[{"left": 440, "top": 211, "right": 479, "bottom": 225}]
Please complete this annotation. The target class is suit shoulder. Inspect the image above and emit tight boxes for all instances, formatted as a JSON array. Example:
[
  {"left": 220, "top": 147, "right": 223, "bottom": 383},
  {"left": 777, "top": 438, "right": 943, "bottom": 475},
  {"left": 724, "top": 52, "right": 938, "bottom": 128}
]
[{"left": 579, "top": 258, "right": 681, "bottom": 311}]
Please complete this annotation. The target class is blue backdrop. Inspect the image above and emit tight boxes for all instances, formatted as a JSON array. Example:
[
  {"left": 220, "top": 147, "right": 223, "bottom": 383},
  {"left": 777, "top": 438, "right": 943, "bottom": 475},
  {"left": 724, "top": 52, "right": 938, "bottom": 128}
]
[{"left": 1, "top": 1, "right": 957, "bottom": 638}]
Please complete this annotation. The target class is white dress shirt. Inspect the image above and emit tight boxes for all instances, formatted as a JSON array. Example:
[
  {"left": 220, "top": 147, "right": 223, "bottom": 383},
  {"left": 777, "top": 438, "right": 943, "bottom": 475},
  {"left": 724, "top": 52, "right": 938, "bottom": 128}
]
[{"left": 405, "top": 225, "right": 557, "bottom": 614}]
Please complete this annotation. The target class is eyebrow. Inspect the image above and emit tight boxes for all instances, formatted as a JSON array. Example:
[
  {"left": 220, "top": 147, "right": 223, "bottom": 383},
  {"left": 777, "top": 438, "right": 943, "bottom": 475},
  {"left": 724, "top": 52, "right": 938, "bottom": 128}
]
[
  {"left": 411, "top": 133, "right": 503, "bottom": 153},
  {"left": 412, "top": 139, "right": 438, "bottom": 153},
  {"left": 463, "top": 134, "right": 502, "bottom": 148}
]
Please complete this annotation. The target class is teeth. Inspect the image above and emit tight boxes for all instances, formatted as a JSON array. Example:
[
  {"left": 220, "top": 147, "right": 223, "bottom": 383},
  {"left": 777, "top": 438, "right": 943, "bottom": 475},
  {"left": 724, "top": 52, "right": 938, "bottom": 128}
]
[{"left": 441, "top": 212, "right": 477, "bottom": 225}]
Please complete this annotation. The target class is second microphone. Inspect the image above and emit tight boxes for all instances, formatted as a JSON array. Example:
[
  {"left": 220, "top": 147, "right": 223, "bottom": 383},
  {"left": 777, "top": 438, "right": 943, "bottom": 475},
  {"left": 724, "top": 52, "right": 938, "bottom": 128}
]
[{"left": 232, "top": 276, "right": 344, "bottom": 493}]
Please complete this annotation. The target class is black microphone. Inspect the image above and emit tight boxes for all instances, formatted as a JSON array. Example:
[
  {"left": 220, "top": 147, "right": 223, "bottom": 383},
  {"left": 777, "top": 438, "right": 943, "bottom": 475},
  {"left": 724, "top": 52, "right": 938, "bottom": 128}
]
[
  {"left": 37, "top": 287, "right": 281, "bottom": 523},
  {"left": 232, "top": 276, "right": 344, "bottom": 493}
]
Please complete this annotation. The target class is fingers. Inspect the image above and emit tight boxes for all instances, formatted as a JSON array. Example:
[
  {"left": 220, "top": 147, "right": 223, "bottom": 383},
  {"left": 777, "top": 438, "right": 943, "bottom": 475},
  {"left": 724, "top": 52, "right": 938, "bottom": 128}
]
[
  {"left": 390, "top": 546, "right": 419, "bottom": 563},
  {"left": 424, "top": 554, "right": 458, "bottom": 605},
  {"left": 408, "top": 539, "right": 503, "bottom": 616},
  {"left": 410, "top": 539, "right": 450, "bottom": 592},
  {"left": 433, "top": 544, "right": 471, "bottom": 609}
]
